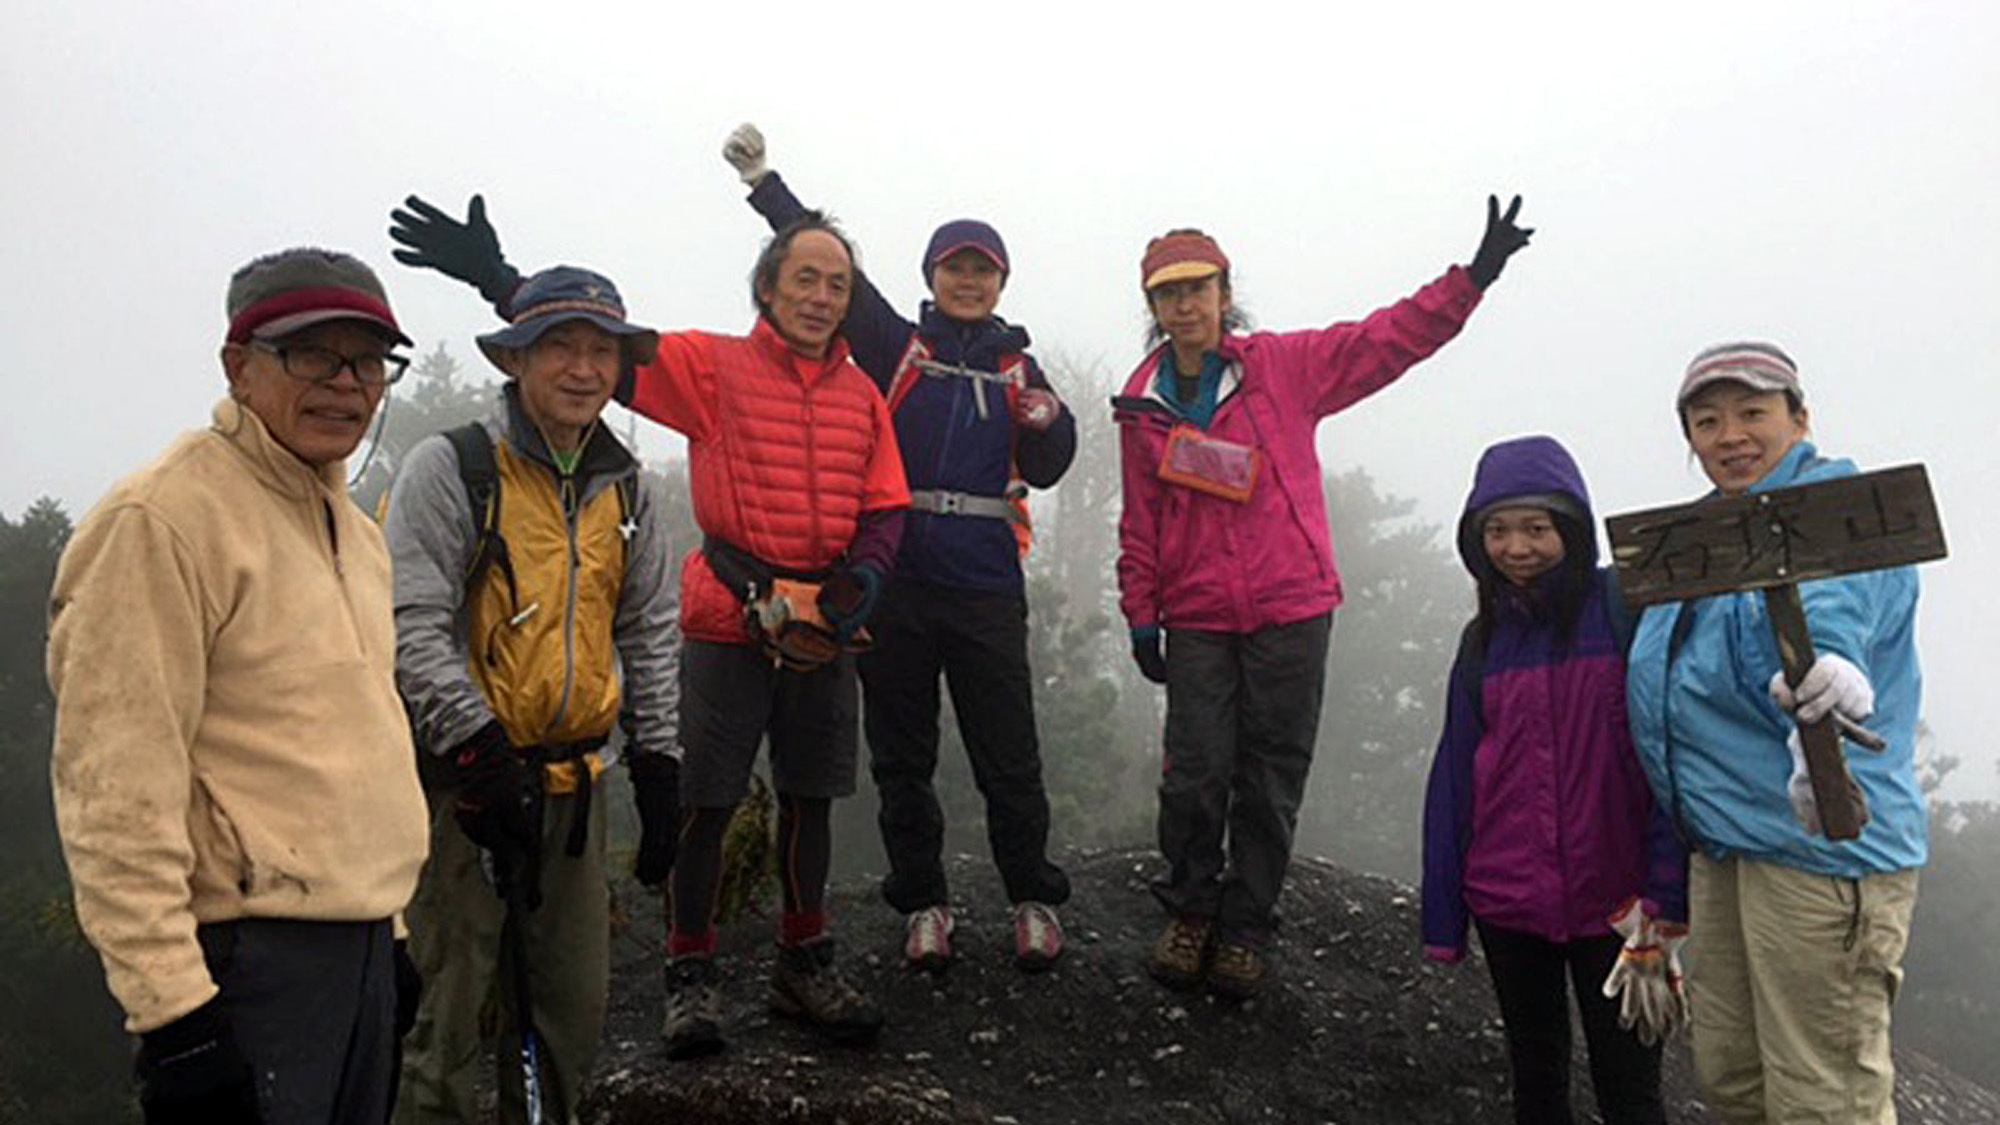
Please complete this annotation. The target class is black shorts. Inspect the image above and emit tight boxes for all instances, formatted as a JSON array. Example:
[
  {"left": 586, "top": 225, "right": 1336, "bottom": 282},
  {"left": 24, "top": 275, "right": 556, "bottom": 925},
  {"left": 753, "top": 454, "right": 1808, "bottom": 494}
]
[{"left": 678, "top": 640, "right": 860, "bottom": 807}]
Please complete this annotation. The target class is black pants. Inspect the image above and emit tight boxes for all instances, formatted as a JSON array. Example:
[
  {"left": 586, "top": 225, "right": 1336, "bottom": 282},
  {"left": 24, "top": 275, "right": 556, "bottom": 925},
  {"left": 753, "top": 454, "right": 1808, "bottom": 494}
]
[
  {"left": 1475, "top": 920, "right": 1667, "bottom": 1125},
  {"left": 1154, "top": 613, "right": 1331, "bottom": 945},
  {"left": 197, "top": 917, "right": 397, "bottom": 1125},
  {"left": 860, "top": 579, "right": 1068, "bottom": 912}
]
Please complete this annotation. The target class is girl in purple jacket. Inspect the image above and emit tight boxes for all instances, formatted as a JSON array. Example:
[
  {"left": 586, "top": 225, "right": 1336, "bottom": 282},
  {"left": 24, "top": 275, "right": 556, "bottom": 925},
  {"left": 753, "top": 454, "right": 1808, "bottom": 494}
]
[
  {"left": 1116, "top": 200, "right": 1529, "bottom": 1001},
  {"left": 1420, "top": 435, "right": 1687, "bottom": 1125}
]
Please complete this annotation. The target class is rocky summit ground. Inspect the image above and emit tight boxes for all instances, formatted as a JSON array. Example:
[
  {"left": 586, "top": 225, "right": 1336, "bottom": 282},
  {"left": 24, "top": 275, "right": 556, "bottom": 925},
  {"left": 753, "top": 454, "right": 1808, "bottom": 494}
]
[{"left": 580, "top": 848, "right": 2000, "bottom": 1125}]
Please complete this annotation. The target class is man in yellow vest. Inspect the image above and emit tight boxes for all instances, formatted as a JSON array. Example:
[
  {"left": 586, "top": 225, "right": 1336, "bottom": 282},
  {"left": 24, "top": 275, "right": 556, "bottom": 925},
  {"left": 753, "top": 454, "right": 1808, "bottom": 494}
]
[{"left": 384, "top": 266, "right": 682, "bottom": 1124}]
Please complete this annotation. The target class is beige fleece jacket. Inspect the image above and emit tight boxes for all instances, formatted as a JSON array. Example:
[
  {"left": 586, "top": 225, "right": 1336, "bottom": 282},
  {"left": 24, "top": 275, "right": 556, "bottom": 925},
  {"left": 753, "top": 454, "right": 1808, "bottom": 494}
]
[{"left": 47, "top": 399, "right": 429, "bottom": 1032}]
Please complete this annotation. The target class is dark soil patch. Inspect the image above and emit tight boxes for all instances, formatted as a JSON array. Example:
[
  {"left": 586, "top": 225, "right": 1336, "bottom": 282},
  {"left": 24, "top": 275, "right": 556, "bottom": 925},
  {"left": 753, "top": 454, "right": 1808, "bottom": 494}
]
[{"left": 582, "top": 848, "right": 2000, "bottom": 1124}]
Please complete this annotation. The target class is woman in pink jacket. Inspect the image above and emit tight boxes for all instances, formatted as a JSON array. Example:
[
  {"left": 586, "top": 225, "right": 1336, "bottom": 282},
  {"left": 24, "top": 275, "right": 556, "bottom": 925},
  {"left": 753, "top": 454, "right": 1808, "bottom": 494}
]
[{"left": 1117, "top": 200, "right": 1531, "bottom": 999}]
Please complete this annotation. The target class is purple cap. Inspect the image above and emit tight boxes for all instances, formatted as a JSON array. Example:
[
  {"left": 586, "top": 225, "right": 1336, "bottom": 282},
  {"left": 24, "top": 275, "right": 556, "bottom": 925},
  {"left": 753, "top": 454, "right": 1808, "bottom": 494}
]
[{"left": 922, "top": 219, "right": 1009, "bottom": 285}]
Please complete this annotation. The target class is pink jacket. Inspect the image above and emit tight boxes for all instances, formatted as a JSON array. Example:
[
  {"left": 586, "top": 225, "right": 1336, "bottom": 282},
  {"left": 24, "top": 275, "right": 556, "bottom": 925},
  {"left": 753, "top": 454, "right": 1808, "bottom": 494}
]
[{"left": 1116, "top": 266, "right": 1481, "bottom": 635}]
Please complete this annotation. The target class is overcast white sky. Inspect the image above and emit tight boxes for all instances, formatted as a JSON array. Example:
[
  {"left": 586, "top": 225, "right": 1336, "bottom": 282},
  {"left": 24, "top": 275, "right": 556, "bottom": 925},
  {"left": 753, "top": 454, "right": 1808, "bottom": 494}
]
[{"left": 4, "top": 1, "right": 1995, "bottom": 795}]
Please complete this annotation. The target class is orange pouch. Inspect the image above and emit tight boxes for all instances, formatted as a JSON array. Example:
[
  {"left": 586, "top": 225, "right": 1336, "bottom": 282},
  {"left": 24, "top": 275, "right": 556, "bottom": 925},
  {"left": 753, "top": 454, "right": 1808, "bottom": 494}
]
[{"left": 1157, "top": 425, "right": 1261, "bottom": 503}]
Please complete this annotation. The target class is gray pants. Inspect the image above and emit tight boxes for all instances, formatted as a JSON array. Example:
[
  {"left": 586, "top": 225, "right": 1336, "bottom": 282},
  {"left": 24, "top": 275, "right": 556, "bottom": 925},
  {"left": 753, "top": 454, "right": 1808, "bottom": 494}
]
[
  {"left": 196, "top": 917, "right": 397, "bottom": 1125},
  {"left": 1153, "top": 613, "right": 1332, "bottom": 945}
]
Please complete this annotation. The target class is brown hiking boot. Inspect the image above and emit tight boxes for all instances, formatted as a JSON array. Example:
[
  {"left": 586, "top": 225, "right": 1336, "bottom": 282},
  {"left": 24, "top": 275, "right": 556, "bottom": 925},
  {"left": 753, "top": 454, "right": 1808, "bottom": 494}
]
[
  {"left": 1208, "top": 940, "right": 1268, "bottom": 1001},
  {"left": 768, "top": 938, "right": 884, "bottom": 1046},
  {"left": 1148, "top": 916, "right": 1213, "bottom": 990}
]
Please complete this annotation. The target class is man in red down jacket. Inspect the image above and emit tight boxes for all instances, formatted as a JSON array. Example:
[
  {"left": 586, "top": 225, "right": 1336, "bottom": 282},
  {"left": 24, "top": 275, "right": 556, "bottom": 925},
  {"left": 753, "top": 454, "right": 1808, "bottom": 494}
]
[{"left": 387, "top": 197, "right": 908, "bottom": 1060}]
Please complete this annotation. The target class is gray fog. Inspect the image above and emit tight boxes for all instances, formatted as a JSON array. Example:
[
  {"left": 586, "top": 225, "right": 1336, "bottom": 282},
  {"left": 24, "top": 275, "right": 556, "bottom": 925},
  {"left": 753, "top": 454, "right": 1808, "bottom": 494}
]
[{"left": 4, "top": 1, "right": 1994, "bottom": 796}]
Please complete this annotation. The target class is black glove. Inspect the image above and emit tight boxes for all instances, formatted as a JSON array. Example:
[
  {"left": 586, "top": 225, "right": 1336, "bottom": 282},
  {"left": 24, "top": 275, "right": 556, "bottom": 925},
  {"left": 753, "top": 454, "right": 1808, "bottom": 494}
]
[
  {"left": 387, "top": 194, "right": 523, "bottom": 311},
  {"left": 817, "top": 564, "right": 883, "bottom": 645},
  {"left": 137, "top": 999, "right": 261, "bottom": 1124},
  {"left": 628, "top": 753, "right": 682, "bottom": 889},
  {"left": 1130, "top": 626, "right": 1168, "bottom": 685},
  {"left": 392, "top": 939, "right": 422, "bottom": 1040},
  {"left": 449, "top": 721, "right": 542, "bottom": 863},
  {"left": 1465, "top": 194, "right": 1534, "bottom": 290}
]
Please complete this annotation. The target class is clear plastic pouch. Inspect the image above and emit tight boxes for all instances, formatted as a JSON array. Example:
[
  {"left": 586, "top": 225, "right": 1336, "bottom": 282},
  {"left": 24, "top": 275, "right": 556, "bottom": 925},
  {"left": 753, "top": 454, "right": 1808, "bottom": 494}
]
[{"left": 1157, "top": 425, "right": 1261, "bottom": 503}]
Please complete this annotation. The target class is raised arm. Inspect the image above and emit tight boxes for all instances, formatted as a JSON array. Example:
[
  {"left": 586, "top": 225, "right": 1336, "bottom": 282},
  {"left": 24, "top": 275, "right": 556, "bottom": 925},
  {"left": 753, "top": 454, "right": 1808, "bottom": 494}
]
[
  {"left": 725, "top": 124, "right": 914, "bottom": 385},
  {"left": 1271, "top": 195, "right": 1531, "bottom": 419}
]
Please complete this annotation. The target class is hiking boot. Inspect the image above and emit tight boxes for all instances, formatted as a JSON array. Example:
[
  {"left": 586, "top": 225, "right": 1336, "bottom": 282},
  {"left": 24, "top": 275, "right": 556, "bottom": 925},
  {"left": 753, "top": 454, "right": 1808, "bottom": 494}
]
[
  {"left": 1148, "top": 915, "right": 1213, "bottom": 990},
  {"left": 1012, "top": 901, "right": 1064, "bottom": 972},
  {"left": 904, "top": 905, "right": 954, "bottom": 972},
  {"left": 769, "top": 938, "right": 884, "bottom": 1046},
  {"left": 1208, "top": 940, "right": 1268, "bottom": 1001},
  {"left": 661, "top": 955, "right": 725, "bottom": 1060}
]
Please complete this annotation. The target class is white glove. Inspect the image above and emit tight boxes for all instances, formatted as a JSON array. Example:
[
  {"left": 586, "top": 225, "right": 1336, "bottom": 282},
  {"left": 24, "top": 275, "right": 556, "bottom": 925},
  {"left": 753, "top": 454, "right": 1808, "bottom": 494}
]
[
  {"left": 1769, "top": 653, "right": 1874, "bottom": 725},
  {"left": 723, "top": 123, "right": 770, "bottom": 186},
  {"left": 1601, "top": 898, "right": 1689, "bottom": 1047}
]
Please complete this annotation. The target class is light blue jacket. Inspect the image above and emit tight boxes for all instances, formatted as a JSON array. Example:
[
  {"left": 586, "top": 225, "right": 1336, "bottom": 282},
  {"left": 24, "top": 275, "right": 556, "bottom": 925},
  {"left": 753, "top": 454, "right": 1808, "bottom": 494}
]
[{"left": 1626, "top": 441, "right": 1927, "bottom": 877}]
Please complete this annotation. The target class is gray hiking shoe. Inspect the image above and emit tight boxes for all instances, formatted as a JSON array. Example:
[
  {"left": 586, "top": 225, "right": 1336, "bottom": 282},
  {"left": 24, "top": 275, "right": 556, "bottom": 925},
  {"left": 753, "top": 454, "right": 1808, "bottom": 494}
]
[
  {"left": 661, "top": 955, "right": 724, "bottom": 1060},
  {"left": 768, "top": 938, "right": 884, "bottom": 1046}
]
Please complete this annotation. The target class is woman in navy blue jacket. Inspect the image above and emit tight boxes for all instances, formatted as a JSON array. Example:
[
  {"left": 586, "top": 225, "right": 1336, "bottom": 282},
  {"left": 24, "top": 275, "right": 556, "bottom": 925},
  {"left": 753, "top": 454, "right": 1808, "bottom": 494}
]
[{"left": 723, "top": 124, "right": 1077, "bottom": 974}]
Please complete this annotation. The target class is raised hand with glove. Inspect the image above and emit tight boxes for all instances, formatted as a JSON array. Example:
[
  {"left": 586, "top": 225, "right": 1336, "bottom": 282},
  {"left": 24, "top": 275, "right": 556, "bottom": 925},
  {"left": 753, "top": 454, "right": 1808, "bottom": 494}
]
[
  {"left": 1465, "top": 194, "right": 1533, "bottom": 290},
  {"left": 1600, "top": 896, "right": 1689, "bottom": 1048},
  {"left": 387, "top": 194, "right": 522, "bottom": 311},
  {"left": 723, "top": 123, "right": 772, "bottom": 187},
  {"left": 136, "top": 998, "right": 262, "bottom": 1124},
  {"left": 1130, "top": 626, "right": 1168, "bottom": 685},
  {"left": 628, "top": 752, "right": 682, "bottom": 889}
]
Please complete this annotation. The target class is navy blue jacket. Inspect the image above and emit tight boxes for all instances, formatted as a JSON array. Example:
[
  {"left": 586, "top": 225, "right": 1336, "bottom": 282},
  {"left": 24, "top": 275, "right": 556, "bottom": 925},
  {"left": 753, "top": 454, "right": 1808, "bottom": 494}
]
[{"left": 747, "top": 173, "right": 1077, "bottom": 597}]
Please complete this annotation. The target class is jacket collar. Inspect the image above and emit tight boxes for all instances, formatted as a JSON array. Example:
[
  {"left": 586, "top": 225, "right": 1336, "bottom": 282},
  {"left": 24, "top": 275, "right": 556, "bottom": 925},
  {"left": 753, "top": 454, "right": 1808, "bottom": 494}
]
[
  {"left": 750, "top": 316, "right": 855, "bottom": 383},
  {"left": 916, "top": 302, "right": 1031, "bottom": 366},
  {"left": 210, "top": 397, "right": 346, "bottom": 502},
  {"left": 499, "top": 382, "right": 636, "bottom": 481}
]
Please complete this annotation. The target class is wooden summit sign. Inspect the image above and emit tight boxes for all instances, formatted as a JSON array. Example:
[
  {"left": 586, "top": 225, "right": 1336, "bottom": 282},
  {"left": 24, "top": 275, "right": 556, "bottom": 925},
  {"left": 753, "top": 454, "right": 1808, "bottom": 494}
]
[{"left": 1605, "top": 464, "right": 1946, "bottom": 841}]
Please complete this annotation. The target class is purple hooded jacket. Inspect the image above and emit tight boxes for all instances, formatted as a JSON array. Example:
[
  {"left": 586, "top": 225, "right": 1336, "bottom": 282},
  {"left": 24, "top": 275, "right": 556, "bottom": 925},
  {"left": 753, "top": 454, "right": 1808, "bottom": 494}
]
[{"left": 1420, "top": 436, "right": 1687, "bottom": 962}]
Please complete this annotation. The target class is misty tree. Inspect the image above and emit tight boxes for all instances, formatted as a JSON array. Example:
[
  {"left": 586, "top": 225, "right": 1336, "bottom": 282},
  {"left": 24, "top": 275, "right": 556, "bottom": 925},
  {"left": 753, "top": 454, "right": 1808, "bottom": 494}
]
[
  {"left": 0, "top": 500, "right": 134, "bottom": 1123},
  {"left": 1901, "top": 734, "right": 2000, "bottom": 1090},
  {"left": 349, "top": 340, "right": 501, "bottom": 512}
]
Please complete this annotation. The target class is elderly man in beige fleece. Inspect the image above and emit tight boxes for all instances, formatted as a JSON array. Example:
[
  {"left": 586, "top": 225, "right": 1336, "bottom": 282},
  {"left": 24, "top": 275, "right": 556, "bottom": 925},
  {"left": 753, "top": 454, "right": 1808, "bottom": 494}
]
[{"left": 46, "top": 247, "right": 431, "bottom": 1125}]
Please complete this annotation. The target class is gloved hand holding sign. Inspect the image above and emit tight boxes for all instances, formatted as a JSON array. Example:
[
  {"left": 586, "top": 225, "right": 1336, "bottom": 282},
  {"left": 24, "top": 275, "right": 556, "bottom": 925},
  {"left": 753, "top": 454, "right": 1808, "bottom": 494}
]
[
  {"left": 1770, "top": 653, "right": 1883, "bottom": 834},
  {"left": 1601, "top": 897, "right": 1689, "bottom": 1047}
]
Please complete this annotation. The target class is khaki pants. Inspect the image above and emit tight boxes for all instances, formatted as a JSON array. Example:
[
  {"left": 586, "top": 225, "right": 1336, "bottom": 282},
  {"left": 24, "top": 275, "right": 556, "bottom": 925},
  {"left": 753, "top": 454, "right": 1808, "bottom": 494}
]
[
  {"left": 394, "top": 784, "right": 609, "bottom": 1125},
  {"left": 1688, "top": 853, "right": 1918, "bottom": 1125}
]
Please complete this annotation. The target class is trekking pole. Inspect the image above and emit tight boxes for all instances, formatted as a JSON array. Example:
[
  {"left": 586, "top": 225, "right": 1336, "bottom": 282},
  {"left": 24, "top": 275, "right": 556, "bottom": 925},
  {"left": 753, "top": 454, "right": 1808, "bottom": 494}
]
[{"left": 497, "top": 850, "right": 548, "bottom": 1125}]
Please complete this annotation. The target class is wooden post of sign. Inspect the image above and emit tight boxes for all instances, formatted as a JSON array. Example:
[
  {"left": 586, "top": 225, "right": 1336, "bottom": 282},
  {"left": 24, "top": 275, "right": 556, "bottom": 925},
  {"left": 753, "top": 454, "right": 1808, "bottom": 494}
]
[{"left": 1605, "top": 465, "right": 1947, "bottom": 842}]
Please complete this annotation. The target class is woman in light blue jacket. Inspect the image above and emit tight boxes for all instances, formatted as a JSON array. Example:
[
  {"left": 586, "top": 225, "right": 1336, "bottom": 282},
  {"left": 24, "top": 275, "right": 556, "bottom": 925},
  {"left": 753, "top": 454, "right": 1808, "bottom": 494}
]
[{"left": 1625, "top": 341, "right": 1925, "bottom": 1125}]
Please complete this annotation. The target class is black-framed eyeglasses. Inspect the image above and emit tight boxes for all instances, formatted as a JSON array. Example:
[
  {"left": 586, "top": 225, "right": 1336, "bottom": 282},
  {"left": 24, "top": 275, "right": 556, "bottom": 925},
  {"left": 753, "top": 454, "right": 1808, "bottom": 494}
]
[{"left": 251, "top": 340, "right": 409, "bottom": 387}]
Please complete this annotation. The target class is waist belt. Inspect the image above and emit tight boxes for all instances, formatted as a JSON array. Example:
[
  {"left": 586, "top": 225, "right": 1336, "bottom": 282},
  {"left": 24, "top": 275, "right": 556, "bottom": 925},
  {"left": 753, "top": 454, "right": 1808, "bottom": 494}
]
[
  {"left": 909, "top": 489, "right": 1023, "bottom": 523},
  {"left": 527, "top": 737, "right": 608, "bottom": 858},
  {"left": 703, "top": 535, "right": 832, "bottom": 603}
]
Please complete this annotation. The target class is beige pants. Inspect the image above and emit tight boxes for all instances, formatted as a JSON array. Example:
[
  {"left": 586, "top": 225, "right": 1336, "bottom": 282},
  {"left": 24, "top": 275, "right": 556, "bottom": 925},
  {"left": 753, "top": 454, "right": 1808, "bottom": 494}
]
[{"left": 1688, "top": 853, "right": 1919, "bottom": 1125}]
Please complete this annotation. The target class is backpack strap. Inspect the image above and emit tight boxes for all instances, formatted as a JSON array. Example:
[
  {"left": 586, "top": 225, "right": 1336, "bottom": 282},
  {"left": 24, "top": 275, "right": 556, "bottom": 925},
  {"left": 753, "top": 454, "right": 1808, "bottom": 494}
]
[
  {"left": 442, "top": 423, "right": 519, "bottom": 609},
  {"left": 1601, "top": 566, "right": 1637, "bottom": 656}
]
